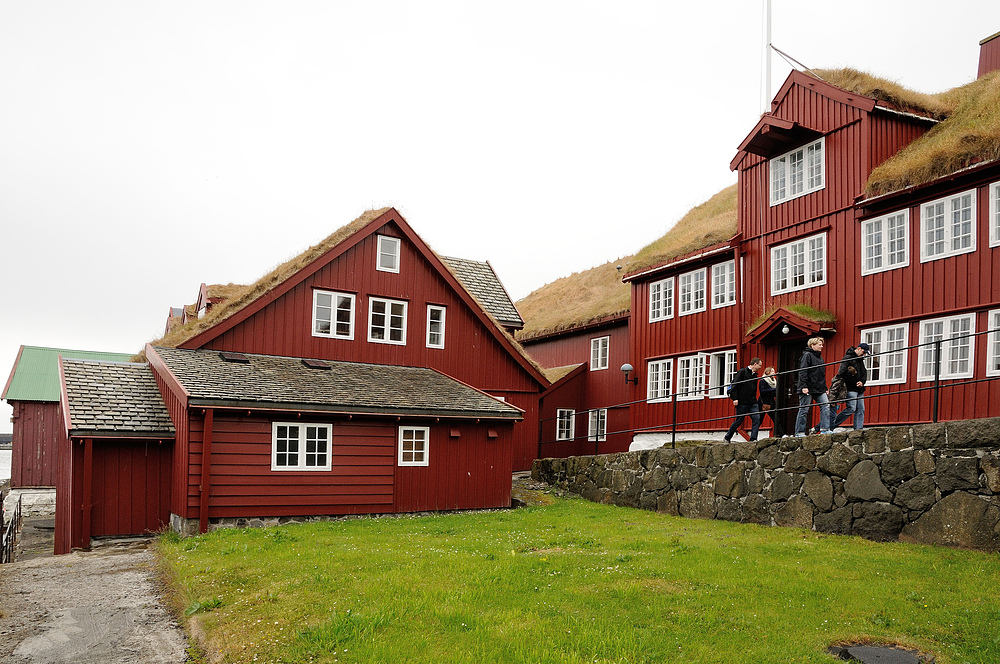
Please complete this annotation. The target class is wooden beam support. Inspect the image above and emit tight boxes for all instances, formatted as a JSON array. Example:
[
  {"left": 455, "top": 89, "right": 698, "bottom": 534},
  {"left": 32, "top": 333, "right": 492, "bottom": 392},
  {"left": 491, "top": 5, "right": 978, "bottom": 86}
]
[
  {"left": 82, "top": 438, "right": 93, "bottom": 550},
  {"left": 199, "top": 408, "right": 214, "bottom": 534}
]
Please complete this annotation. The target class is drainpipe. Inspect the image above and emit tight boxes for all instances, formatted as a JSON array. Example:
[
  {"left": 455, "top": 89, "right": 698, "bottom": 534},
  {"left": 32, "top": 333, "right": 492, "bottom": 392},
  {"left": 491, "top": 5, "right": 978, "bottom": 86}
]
[{"left": 199, "top": 409, "right": 214, "bottom": 534}]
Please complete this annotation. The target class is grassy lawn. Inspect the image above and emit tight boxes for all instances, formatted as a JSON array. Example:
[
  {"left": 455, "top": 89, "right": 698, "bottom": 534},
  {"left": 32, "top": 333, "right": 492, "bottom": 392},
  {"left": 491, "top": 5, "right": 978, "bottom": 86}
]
[{"left": 157, "top": 494, "right": 1000, "bottom": 664}]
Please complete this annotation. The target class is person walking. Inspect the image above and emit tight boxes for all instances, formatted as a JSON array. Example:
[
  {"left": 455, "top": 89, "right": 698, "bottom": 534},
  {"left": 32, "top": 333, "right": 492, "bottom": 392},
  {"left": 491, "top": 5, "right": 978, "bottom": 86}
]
[
  {"left": 724, "top": 357, "right": 763, "bottom": 442},
  {"left": 832, "top": 342, "right": 869, "bottom": 430},
  {"left": 758, "top": 366, "right": 784, "bottom": 438},
  {"left": 794, "top": 337, "right": 831, "bottom": 437}
]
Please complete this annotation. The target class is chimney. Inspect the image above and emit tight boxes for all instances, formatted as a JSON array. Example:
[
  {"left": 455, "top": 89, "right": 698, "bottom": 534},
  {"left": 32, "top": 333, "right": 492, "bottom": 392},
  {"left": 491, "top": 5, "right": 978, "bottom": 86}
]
[{"left": 978, "top": 30, "right": 1000, "bottom": 78}]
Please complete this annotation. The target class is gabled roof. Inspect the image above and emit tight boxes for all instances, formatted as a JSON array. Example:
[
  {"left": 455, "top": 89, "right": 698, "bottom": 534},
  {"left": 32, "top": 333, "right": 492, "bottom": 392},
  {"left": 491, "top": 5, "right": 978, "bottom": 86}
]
[
  {"left": 60, "top": 359, "right": 175, "bottom": 437},
  {"left": 744, "top": 305, "right": 837, "bottom": 344},
  {"left": 3, "top": 345, "right": 135, "bottom": 402},
  {"left": 441, "top": 256, "right": 523, "bottom": 329},
  {"left": 148, "top": 346, "right": 523, "bottom": 420}
]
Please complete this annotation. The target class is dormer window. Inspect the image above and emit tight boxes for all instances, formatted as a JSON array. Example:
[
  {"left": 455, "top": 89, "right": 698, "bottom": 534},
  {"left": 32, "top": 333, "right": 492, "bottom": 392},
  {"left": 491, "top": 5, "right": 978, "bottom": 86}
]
[
  {"left": 377, "top": 235, "right": 400, "bottom": 273},
  {"left": 770, "top": 137, "right": 824, "bottom": 206}
]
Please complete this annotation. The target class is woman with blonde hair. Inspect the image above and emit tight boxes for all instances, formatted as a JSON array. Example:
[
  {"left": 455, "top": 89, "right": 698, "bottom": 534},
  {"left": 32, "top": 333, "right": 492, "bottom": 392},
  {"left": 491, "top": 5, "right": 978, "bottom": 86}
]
[{"left": 794, "top": 337, "right": 831, "bottom": 436}]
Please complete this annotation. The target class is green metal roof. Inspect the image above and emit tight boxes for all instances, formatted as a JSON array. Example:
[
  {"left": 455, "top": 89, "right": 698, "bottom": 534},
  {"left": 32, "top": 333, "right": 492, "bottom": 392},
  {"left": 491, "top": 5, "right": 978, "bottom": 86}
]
[{"left": 3, "top": 346, "right": 136, "bottom": 402}]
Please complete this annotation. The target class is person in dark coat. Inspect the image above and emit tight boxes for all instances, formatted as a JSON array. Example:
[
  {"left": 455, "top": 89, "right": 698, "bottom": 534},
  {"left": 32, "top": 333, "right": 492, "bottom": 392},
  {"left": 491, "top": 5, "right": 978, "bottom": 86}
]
[
  {"left": 794, "top": 337, "right": 831, "bottom": 436},
  {"left": 758, "top": 366, "right": 783, "bottom": 438},
  {"left": 724, "top": 357, "right": 763, "bottom": 442},
  {"left": 832, "top": 342, "right": 869, "bottom": 430}
]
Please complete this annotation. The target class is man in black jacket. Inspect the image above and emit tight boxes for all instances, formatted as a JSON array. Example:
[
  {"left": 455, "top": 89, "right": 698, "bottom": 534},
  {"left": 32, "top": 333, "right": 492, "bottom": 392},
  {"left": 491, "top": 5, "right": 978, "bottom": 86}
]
[
  {"left": 832, "top": 342, "right": 869, "bottom": 430},
  {"left": 724, "top": 357, "right": 763, "bottom": 442},
  {"left": 794, "top": 337, "right": 831, "bottom": 436}
]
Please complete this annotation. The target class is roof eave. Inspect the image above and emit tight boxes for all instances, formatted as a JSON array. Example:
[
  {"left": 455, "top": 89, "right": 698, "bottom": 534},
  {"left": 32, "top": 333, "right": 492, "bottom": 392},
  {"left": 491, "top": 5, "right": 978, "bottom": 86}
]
[{"left": 186, "top": 399, "right": 524, "bottom": 421}]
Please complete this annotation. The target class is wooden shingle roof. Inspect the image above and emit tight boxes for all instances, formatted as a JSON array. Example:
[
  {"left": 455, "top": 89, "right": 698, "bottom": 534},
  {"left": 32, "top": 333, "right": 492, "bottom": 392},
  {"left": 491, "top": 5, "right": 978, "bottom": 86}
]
[
  {"left": 60, "top": 359, "right": 175, "bottom": 437},
  {"left": 441, "top": 256, "right": 523, "bottom": 329}
]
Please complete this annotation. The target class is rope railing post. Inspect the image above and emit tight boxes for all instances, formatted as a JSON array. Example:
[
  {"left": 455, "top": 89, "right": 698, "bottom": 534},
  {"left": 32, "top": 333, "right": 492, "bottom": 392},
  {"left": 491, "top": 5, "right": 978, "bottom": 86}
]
[
  {"left": 671, "top": 393, "right": 678, "bottom": 449},
  {"left": 933, "top": 339, "right": 942, "bottom": 423}
]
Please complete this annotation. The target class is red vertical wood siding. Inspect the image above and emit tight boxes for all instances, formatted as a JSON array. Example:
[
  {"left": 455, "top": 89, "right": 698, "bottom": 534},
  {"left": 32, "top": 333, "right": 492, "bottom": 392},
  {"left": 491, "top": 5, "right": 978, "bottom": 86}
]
[
  {"left": 9, "top": 401, "right": 62, "bottom": 487},
  {"left": 153, "top": 369, "right": 189, "bottom": 518},
  {"left": 979, "top": 34, "right": 1000, "bottom": 78}
]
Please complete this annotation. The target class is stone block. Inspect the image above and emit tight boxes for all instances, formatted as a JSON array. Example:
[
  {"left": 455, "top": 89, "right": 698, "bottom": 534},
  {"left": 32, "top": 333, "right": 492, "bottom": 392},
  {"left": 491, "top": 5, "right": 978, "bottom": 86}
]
[
  {"left": 747, "top": 467, "right": 766, "bottom": 494},
  {"left": 713, "top": 443, "right": 736, "bottom": 464},
  {"left": 946, "top": 418, "right": 1000, "bottom": 450},
  {"left": 900, "top": 491, "right": 1000, "bottom": 552},
  {"left": 914, "top": 449, "right": 935, "bottom": 474},
  {"left": 670, "top": 464, "right": 704, "bottom": 491},
  {"left": 935, "top": 456, "right": 979, "bottom": 492},
  {"left": 767, "top": 471, "right": 802, "bottom": 502},
  {"left": 643, "top": 466, "right": 670, "bottom": 492},
  {"left": 785, "top": 448, "right": 817, "bottom": 473},
  {"left": 654, "top": 448, "right": 682, "bottom": 468},
  {"left": 758, "top": 445, "right": 783, "bottom": 469},
  {"left": 802, "top": 435, "right": 832, "bottom": 453},
  {"left": 774, "top": 496, "right": 814, "bottom": 529},
  {"left": 615, "top": 478, "right": 643, "bottom": 508},
  {"left": 817, "top": 443, "right": 860, "bottom": 479},
  {"left": 802, "top": 471, "right": 834, "bottom": 511},
  {"left": 983, "top": 454, "right": 1000, "bottom": 493},
  {"left": 657, "top": 490, "right": 680, "bottom": 516},
  {"left": 814, "top": 506, "right": 852, "bottom": 535},
  {"left": 880, "top": 451, "right": 917, "bottom": 486},
  {"left": 861, "top": 428, "right": 886, "bottom": 454},
  {"left": 852, "top": 502, "right": 904, "bottom": 542},
  {"left": 677, "top": 446, "right": 698, "bottom": 463},
  {"left": 845, "top": 460, "right": 892, "bottom": 502},
  {"left": 639, "top": 491, "right": 658, "bottom": 511},
  {"left": 911, "top": 422, "right": 946, "bottom": 450},
  {"left": 734, "top": 441, "right": 757, "bottom": 460},
  {"left": 741, "top": 494, "right": 771, "bottom": 525},
  {"left": 893, "top": 474, "right": 937, "bottom": 512},
  {"left": 714, "top": 463, "right": 747, "bottom": 498},
  {"left": 716, "top": 497, "right": 742, "bottom": 522},
  {"left": 885, "top": 426, "right": 911, "bottom": 452},
  {"left": 679, "top": 483, "right": 717, "bottom": 519},
  {"left": 778, "top": 437, "right": 800, "bottom": 452},
  {"left": 695, "top": 445, "right": 712, "bottom": 468}
]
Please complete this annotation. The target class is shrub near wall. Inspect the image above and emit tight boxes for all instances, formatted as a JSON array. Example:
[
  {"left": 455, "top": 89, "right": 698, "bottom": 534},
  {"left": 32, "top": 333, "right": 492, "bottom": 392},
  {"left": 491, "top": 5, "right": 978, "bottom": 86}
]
[{"left": 532, "top": 418, "right": 1000, "bottom": 552}]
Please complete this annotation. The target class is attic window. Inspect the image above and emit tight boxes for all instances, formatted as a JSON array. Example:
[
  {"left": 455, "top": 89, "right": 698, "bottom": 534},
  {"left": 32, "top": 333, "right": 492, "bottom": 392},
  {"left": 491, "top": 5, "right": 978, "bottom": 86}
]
[
  {"left": 219, "top": 351, "right": 249, "bottom": 363},
  {"left": 770, "top": 137, "right": 825, "bottom": 206},
  {"left": 377, "top": 235, "right": 401, "bottom": 273},
  {"left": 302, "top": 359, "right": 332, "bottom": 370}
]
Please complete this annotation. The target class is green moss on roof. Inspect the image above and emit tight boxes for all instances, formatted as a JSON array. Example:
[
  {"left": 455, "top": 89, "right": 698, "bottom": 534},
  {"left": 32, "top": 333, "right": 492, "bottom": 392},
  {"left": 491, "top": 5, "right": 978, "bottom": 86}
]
[{"left": 747, "top": 303, "right": 837, "bottom": 335}]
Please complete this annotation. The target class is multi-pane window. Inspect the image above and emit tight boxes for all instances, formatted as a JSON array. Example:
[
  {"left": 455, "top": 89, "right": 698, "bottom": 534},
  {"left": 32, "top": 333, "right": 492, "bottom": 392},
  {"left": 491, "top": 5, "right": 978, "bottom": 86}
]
[
  {"left": 711, "top": 260, "right": 736, "bottom": 308},
  {"left": 556, "top": 410, "right": 575, "bottom": 441},
  {"left": 369, "top": 297, "right": 407, "bottom": 344},
  {"left": 313, "top": 290, "right": 355, "bottom": 339},
  {"left": 272, "top": 423, "right": 331, "bottom": 471},
  {"left": 377, "top": 235, "right": 401, "bottom": 273},
  {"left": 398, "top": 426, "right": 429, "bottom": 466},
  {"left": 918, "top": 314, "right": 975, "bottom": 381},
  {"left": 708, "top": 349, "right": 738, "bottom": 398},
  {"left": 987, "top": 310, "right": 1000, "bottom": 377},
  {"left": 861, "top": 211, "right": 909, "bottom": 275},
  {"left": 647, "top": 359, "right": 673, "bottom": 402},
  {"left": 770, "top": 137, "right": 824, "bottom": 205},
  {"left": 590, "top": 336, "right": 609, "bottom": 370},
  {"left": 676, "top": 355, "right": 706, "bottom": 401},
  {"left": 649, "top": 277, "right": 674, "bottom": 322},
  {"left": 991, "top": 181, "right": 1000, "bottom": 248},
  {"left": 426, "top": 305, "right": 446, "bottom": 349},
  {"left": 588, "top": 409, "right": 607, "bottom": 442},
  {"left": 771, "top": 233, "right": 826, "bottom": 295},
  {"left": 861, "top": 325, "right": 908, "bottom": 385},
  {"left": 678, "top": 268, "right": 706, "bottom": 316},
  {"left": 921, "top": 190, "right": 976, "bottom": 262}
]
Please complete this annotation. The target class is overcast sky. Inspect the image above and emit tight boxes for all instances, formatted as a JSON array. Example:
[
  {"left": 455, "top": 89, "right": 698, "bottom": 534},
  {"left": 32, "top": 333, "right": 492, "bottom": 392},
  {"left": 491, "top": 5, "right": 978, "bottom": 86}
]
[{"left": 3, "top": 1, "right": 999, "bottom": 433}]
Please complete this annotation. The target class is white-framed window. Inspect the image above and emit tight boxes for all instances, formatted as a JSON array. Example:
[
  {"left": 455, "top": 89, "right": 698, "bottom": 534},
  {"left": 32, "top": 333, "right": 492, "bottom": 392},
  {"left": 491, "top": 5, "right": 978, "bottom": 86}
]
[
  {"left": 590, "top": 336, "right": 609, "bottom": 370},
  {"left": 647, "top": 358, "right": 673, "bottom": 403},
  {"left": 426, "top": 305, "right": 446, "bottom": 349},
  {"left": 986, "top": 309, "right": 1000, "bottom": 377},
  {"left": 368, "top": 297, "right": 407, "bottom": 345},
  {"left": 921, "top": 190, "right": 976, "bottom": 262},
  {"left": 770, "top": 137, "right": 825, "bottom": 206},
  {"left": 771, "top": 233, "right": 826, "bottom": 295},
  {"left": 708, "top": 350, "right": 738, "bottom": 398},
  {"left": 377, "top": 235, "right": 401, "bottom": 273},
  {"left": 861, "top": 324, "right": 909, "bottom": 385},
  {"left": 649, "top": 277, "right": 674, "bottom": 322},
  {"left": 676, "top": 355, "right": 706, "bottom": 400},
  {"left": 678, "top": 268, "right": 706, "bottom": 316},
  {"left": 398, "top": 426, "right": 429, "bottom": 466},
  {"left": 918, "top": 314, "right": 975, "bottom": 381},
  {"left": 313, "top": 290, "right": 355, "bottom": 339},
  {"left": 588, "top": 409, "right": 607, "bottom": 442},
  {"left": 271, "top": 423, "right": 332, "bottom": 471},
  {"left": 990, "top": 181, "right": 1000, "bottom": 248},
  {"left": 711, "top": 260, "right": 736, "bottom": 308},
  {"left": 556, "top": 410, "right": 575, "bottom": 441},
  {"left": 861, "top": 210, "right": 910, "bottom": 275}
]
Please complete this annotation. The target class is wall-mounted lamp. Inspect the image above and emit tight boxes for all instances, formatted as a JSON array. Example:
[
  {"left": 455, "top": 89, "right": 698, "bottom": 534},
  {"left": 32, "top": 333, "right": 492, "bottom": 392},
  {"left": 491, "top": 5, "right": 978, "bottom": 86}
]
[
  {"left": 781, "top": 324, "right": 790, "bottom": 335},
  {"left": 621, "top": 363, "right": 638, "bottom": 385}
]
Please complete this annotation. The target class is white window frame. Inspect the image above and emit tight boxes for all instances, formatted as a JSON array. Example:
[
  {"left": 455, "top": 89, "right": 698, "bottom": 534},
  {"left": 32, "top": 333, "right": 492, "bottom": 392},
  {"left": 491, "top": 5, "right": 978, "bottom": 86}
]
[
  {"left": 271, "top": 423, "right": 332, "bottom": 471},
  {"left": 861, "top": 210, "right": 910, "bottom": 276},
  {"left": 990, "top": 181, "right": 1000, "bottom": 248},
  {"left": 649, "top": 277, "right": 674, "bottom": 322},
  {"left": 676, "top": 354, "right": 706, "bottom": 401},
  {"left": 377, "top": 235, "right": 401, "bottom": 273},
  {"left": 708, "top": 349, "right": 738, "bottom": 398},
  {"left": 588, "top": 409, "right": 607, "bottom": 442},
  {"left": 426, "top": 305, "right": 446, "bottom": 349},
  {"left": 398, "top": 426, "right": 430, "bottom": 466},
  {"left": 769, "top": 137, "right": 825, "bottom": 206},
  {"left": 986, "top": 309, "right": 1000, "bottom": 377},
  {"left": 771, "top": 233, "right": 826, "bottom": 295},
  {"left": 861, "top": 324, "right": 909, "bottom": 385},
  {"left": 556, "top": 410, "right": 575, "bottom": 441},
  {"left": 920, "top": 190, "right": 976, "bottom": 262},
  {"left": 711, "top": 260, "right": 736, "bottom": 309},
  {"left": 678, "top": 268, "right": 706, "bottom": 316},
  {"left": 312, "top": 290, "right": 355, "bottom": 340},
  {"left": 647, "top": 358, "right": 673, "bottom": 403},
  {"left": 917, "top": 314, "right": 976, "bottom": 381},
  {"left": 590, "top": 336, "right": 609, "bottom": 371},
  {"left": 368, "top": 297, "right": 407, "bottom": 345}
]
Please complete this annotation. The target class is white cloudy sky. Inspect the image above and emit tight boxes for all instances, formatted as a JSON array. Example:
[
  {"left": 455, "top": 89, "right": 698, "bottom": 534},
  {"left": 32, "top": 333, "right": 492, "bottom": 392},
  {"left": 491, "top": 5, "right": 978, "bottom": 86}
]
[{"left": 2, "top": 1, "right": 999, "bottom": 433}]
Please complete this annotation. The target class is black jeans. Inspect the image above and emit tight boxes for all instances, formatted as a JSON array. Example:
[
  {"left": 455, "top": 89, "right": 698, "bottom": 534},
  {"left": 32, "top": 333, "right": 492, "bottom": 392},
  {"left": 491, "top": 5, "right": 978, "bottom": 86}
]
[{"left": 725, "top": 403, "right": 761, "bottom": 441}]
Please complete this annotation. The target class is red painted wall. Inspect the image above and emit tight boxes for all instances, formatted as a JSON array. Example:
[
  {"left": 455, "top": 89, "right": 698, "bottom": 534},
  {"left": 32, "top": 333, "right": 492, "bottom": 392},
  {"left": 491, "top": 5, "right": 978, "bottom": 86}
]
[{"left": 9, "top": 401, "right": 62, "bottom": 487}]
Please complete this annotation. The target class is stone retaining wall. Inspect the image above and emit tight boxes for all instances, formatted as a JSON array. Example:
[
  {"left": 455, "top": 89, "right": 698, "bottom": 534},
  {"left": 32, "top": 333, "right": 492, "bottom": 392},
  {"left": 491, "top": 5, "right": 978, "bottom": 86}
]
[{"left": 532, "top": 418, "right": 1000, "bottom": 552}]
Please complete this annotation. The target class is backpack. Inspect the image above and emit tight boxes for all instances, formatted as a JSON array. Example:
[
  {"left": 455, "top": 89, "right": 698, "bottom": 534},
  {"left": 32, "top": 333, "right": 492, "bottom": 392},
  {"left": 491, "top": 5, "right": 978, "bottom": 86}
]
[{"left": 829, "top": 375, "right": 847, "bottom": 402}]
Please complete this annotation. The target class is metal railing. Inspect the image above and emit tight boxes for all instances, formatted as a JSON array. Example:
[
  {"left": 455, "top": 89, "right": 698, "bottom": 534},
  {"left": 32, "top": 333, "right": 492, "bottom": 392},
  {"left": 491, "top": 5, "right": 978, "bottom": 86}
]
[
  {"left": 1, "top": 495, "right": 22, "bottom": 564},
  {"left": 540, "top": 325, "right": 1000, "bottom": 450}
]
